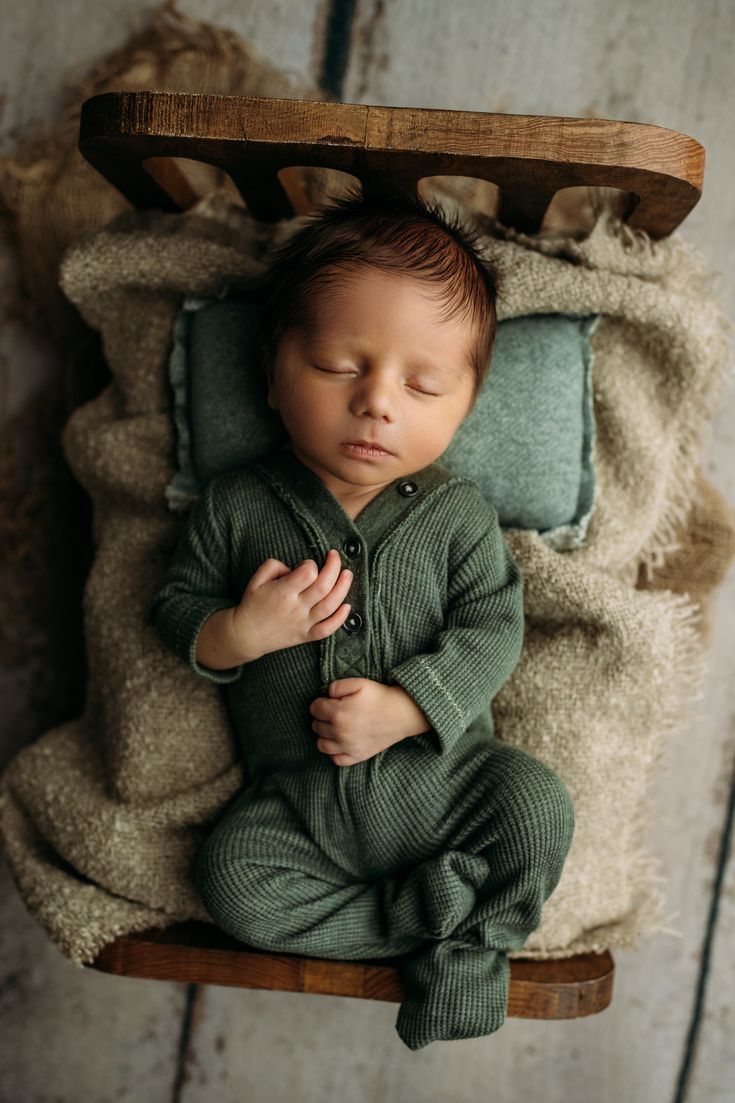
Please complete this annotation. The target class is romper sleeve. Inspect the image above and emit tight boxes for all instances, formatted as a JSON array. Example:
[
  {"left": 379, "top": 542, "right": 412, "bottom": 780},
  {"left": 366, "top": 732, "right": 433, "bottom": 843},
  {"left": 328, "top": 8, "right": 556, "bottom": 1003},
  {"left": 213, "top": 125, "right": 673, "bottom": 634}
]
[
  {"left": 147, "top": 475, "right": 245, "bottom": 684},
  {"left": 386, "top": 493, "right": 524, "bottom": 756}
]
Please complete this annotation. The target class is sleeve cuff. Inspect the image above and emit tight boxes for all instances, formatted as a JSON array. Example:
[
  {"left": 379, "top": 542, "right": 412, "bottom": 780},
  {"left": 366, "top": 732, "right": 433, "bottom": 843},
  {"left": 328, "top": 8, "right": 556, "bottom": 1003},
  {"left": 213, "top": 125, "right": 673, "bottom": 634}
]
[
  {"left": 177, "top": 599, "right": 245, "bottom": 685},
  {"left": 389, "top": 657, "right": 471, "bottom": 756}
]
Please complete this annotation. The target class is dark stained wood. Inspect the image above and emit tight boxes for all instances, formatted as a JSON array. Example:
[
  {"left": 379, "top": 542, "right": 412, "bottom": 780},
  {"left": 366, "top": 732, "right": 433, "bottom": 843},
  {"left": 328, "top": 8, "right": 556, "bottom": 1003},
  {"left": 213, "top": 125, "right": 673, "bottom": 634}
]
[
  {"left": 88, "top": 922, "right": 614, "bottom": 1019},
  {"left": 78, "top": 91, "right": 704, "bottom": 238}
]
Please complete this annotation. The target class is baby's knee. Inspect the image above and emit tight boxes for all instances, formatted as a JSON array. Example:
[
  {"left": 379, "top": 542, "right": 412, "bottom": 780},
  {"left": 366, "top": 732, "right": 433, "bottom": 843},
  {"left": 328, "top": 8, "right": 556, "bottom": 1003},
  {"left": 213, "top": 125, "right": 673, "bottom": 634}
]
[
  {"left": 194, "top": 830, "right": 267, "bottom": 944},
  {"left": 194, "top": 831, "right": 233, "bottom": 919},
  {"left": 499, "top": 750, "right": 575, "bottom": 867}
]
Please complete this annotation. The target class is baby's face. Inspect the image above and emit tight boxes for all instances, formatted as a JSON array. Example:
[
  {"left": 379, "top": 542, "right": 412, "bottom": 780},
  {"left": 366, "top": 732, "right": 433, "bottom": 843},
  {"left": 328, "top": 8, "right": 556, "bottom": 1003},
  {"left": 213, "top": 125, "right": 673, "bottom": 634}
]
[{"left": 266, "top": 267, "right": 476, "bottom": 504}]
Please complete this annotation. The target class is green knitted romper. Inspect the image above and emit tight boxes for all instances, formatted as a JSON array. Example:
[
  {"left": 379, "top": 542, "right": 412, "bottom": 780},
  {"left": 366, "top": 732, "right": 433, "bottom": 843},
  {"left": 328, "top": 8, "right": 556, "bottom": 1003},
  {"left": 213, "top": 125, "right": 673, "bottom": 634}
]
[{"left": 149, "top": 446, "right": 575, "bottom": 1051}]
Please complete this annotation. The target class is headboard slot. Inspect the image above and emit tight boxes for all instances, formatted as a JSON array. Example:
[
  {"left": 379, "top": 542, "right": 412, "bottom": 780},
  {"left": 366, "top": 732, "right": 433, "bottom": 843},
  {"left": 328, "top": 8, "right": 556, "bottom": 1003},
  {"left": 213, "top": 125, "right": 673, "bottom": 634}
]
[{"left": 79, "top": 91, "right": 704, "bottom": 238}]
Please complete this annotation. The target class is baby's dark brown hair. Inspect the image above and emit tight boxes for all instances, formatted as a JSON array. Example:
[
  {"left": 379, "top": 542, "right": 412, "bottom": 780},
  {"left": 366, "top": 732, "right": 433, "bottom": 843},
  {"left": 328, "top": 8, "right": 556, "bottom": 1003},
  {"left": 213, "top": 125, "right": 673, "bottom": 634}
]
[{"left": 255, "top": 184, "right": 501, "bottom": 405}]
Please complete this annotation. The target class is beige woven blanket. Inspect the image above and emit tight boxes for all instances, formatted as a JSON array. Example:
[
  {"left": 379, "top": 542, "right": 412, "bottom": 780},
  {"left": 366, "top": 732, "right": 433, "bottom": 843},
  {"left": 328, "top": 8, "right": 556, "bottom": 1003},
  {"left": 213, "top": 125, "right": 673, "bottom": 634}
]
[{"left": 0, "top": 176, "right": 732, "bottom": 967}]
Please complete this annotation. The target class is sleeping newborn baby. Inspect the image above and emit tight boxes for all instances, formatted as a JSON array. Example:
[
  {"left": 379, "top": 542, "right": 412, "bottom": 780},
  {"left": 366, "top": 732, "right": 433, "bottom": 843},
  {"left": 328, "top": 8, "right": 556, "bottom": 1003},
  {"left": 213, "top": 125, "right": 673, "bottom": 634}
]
[{"left": 149, "top": 186, "right": 575, "bottom": 1051}]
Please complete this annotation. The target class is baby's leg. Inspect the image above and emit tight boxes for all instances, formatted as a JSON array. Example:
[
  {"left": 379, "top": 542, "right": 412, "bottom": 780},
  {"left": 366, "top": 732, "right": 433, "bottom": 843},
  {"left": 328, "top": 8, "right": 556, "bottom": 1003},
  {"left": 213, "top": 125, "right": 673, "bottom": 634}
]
[
  {"left": 394, "top": 741, "right": 575, "bottom": 1051},
  {"left": 195, "top": 784, "right": 452, "bottom": 961}
]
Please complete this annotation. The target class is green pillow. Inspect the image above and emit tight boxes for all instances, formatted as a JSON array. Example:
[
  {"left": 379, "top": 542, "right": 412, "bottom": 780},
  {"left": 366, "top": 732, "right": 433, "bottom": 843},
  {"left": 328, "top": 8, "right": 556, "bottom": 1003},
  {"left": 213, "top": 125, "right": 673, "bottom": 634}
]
[{"left": 166, "top": 295, "right": 599, "bottom": 550}]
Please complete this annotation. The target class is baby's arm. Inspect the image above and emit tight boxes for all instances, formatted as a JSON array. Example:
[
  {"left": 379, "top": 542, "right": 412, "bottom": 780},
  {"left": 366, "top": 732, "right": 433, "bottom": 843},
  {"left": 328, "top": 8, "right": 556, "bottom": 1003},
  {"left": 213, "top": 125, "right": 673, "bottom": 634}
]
[
  {"left": 386, "top": 494, "right": 525, "bottom": 756},
  {"left": 148, "top": 476, "right": 250, "bottom": 683},
  {"left": 149, "top": 476, "right": 353, "bottom": 682}
]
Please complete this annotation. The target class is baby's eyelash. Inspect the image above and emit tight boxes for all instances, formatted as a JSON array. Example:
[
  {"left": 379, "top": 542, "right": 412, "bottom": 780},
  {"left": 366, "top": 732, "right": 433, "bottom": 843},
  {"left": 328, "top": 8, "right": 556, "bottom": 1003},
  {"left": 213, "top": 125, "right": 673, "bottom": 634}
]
[{"left": 314, "top": 366, "right": 440, "bottom": 397}]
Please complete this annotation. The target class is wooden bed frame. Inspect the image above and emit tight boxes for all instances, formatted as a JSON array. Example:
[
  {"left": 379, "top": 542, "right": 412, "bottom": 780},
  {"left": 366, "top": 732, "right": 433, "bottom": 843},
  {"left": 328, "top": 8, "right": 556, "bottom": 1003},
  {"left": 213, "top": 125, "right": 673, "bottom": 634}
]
[{"left": 77, "top": 89, "right": 705, "bottom": 1018}]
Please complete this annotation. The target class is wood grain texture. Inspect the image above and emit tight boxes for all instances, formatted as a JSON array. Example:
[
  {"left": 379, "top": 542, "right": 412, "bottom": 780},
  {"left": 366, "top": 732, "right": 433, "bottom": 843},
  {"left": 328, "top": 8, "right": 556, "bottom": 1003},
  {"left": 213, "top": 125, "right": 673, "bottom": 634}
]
[
  {"left": 78, "top": 89, "right": 703, "bottom": 236},
  {"left": 88, "top": 922, "right": 614, "bottom": 1019}
]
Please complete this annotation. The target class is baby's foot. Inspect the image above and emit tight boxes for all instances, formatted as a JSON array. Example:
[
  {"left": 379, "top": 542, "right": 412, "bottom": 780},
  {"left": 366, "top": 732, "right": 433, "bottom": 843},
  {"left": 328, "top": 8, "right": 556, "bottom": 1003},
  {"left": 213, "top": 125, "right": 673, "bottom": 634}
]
[
  {"left": 394, "top": 937, "right": 510, "bottom": 1051},
  {"left": 385, "top": 850, "right": 487, "bottom": 941}
]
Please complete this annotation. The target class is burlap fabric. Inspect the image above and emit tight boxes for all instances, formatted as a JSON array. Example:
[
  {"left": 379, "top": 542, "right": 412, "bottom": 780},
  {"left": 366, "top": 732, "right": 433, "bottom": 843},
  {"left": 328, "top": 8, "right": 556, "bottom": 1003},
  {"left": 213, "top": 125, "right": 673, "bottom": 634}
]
[{"left": 0, "top": 2, "right": 734, "bottom": 967}]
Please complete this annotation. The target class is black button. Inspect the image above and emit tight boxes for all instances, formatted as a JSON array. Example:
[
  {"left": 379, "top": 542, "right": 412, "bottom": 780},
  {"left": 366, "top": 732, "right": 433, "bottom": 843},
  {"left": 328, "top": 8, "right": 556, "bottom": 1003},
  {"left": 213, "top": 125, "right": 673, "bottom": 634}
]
[
  {"left": 342, "top": 537, "right": 362, "bottom": 558},
  {"left": 397, "top": 479, "right": 418, "bottom": 497},
  {"left": 343, "top": 611, "right": 363, "bottom": 633}
]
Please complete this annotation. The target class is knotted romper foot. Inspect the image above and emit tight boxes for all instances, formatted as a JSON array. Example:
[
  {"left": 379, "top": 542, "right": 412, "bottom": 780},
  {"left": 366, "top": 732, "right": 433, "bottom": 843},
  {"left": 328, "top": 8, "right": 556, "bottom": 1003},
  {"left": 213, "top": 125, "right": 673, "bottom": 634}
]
[
  {"left": 395, "top": 936, "right": 511, "bottom": 1050},
  {"left": 393, "top": 744, "right": 576, "bottom": 1050}
]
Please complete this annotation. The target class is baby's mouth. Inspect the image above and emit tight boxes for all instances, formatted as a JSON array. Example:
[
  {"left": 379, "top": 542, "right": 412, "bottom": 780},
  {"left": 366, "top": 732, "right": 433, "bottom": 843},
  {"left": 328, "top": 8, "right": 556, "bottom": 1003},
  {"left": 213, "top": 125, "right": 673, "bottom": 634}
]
[{"left": 340, "top": 440, "right": 394, "bottom": 458}]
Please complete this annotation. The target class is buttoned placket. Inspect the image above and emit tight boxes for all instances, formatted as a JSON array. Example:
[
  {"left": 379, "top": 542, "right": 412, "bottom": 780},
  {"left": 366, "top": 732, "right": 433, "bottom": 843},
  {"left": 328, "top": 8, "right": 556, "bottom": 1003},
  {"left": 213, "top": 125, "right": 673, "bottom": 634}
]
[{"left": 251, "top": 449, "right": 455, "bottom": 692}]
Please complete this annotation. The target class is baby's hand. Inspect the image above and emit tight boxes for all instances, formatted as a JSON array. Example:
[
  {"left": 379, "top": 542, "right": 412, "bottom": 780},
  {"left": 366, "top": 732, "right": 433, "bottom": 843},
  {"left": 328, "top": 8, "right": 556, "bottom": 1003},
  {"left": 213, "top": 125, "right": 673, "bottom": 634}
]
[
  {"left": 233, "top": 549, "right": 353, "bottom": 661},
  {"left": 309, "top": 678, "right": 431, "bottom": 766}
]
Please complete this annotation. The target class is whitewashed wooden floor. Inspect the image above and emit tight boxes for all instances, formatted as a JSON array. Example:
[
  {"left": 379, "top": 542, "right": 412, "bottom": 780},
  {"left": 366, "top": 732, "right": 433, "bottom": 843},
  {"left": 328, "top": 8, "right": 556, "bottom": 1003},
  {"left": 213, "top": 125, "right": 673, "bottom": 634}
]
[{"left": 1, "top": 1, "right": 733, "bottom": 1100}]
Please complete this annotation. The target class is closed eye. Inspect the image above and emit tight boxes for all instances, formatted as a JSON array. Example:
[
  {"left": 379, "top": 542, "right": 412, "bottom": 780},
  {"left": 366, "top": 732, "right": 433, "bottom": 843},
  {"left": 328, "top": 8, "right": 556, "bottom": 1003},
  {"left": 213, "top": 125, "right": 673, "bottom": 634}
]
[{"left": 314, "top": 366, "right": 441, "bottom": 396}]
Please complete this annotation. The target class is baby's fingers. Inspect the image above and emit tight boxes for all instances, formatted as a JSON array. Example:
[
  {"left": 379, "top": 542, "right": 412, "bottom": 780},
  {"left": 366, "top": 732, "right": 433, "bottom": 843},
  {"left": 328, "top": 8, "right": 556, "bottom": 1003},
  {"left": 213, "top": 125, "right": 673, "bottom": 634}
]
[
  {"left": 300, "top": 548, "right": 346, "bottom": 600},
  {"left": 247, "top": 557, "right": 291, "bottom": 589},
  {"left": 309, "top": 563, "right": 353, "bottom": 621},
  {"left": 306, "top": 602, "right": 351, "bottom": 641}
]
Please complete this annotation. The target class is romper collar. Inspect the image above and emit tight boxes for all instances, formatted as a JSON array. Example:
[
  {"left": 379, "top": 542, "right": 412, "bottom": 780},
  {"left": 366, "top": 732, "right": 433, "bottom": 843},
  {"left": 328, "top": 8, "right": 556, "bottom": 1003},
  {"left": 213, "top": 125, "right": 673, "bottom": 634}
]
[{"left": 250, "top": 445, "right": 459, "bottom": 549}]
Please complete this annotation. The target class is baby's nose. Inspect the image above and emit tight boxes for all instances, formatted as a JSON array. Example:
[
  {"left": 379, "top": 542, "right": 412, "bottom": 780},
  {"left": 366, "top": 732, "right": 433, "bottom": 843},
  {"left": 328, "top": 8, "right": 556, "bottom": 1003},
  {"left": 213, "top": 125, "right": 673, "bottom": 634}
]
[{"left": 350, "top": 378, "right": 395, "bottom": 418}]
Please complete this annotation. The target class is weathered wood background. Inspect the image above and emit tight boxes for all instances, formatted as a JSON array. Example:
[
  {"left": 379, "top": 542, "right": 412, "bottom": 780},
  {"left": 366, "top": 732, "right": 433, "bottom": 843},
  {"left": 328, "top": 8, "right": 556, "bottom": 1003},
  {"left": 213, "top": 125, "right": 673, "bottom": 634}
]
[{"left": 1, "top": 1, "right": 733, "bottom": 1100}]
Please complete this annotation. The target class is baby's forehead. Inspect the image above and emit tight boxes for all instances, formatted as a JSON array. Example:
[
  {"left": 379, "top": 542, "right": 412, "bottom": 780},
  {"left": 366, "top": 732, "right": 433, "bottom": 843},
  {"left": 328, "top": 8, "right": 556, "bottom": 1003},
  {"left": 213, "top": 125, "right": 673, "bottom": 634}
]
[
  {"left": 302, "top": 265, "right": 470, "bottom": 327},
  {"left": 275, "top": 261, "right": 479, "bottom": 368}
]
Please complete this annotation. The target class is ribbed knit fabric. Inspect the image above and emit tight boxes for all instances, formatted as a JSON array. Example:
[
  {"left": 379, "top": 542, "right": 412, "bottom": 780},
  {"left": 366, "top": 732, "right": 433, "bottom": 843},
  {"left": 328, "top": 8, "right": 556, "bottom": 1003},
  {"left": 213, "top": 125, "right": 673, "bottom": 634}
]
[{"left": 149, "top": 445, "right": 575, "bottom": 1049}]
